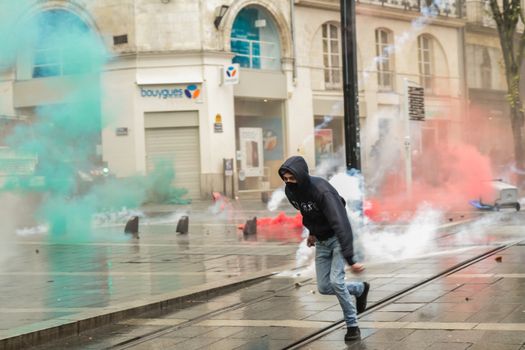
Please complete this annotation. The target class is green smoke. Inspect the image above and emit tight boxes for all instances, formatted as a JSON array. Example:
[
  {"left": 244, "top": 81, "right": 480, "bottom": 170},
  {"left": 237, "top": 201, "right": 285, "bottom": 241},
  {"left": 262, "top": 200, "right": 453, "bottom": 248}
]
[
  {"left": 0, "top": 5, "right": 189, "bottom": 240},
  {"left": 0, "top": 1, "right": 33, "bottom": 70}
]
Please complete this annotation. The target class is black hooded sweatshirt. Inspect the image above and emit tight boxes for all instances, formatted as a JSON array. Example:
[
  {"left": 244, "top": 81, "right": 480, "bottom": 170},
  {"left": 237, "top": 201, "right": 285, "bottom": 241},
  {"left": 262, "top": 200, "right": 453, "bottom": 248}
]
[{"left": 278, "top": 156, "right": 356, "bottom": 265}]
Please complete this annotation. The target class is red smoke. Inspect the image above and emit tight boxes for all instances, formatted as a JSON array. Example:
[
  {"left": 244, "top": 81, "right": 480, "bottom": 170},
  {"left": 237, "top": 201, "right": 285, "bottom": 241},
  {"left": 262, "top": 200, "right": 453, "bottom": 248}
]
[
  {"left": 365, "top": 96, "right": 510, "bottom": 222},
  {"left": 238, "top": 212, "right": 303, "bottom": 242},
  {"left": 257, "top": 212, "right": 303, "bottom": 228},
  {"left": 366, "top": 143, "right": 493, "bottom": 222}
]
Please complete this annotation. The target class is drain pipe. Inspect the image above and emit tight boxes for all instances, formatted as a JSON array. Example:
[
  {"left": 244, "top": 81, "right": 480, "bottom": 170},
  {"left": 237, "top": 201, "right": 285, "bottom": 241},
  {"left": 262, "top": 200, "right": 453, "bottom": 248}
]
[{"left": 290, "top": 0, "right": 297, "bottom": 84}]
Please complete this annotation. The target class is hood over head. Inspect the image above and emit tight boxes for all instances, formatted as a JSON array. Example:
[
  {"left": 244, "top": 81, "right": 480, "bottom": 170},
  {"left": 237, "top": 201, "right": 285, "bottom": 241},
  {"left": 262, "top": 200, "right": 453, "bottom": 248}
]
[{"left": 278, "top": 156, "right": 310, "bottom": 187}]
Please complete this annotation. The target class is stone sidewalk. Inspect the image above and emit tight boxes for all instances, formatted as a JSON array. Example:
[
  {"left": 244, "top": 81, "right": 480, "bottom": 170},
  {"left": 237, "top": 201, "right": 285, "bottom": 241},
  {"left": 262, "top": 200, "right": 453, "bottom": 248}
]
[
  {"left": 0, "top": 198, "right": 302, "bottom": 349},
  {"left": 25, "top": 211, "right": 525, "bottom": 349}
]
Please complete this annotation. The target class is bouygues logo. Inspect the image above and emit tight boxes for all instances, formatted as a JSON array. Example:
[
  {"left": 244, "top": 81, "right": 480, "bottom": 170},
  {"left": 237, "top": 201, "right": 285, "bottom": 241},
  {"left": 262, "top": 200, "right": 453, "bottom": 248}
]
[
  {"left": 140, "top": 84, "right": 201, "bottom": 100},
  {"left": 184, "top": 84, "right": 200, "bottom": 99},
  {"left": 226, "top": 65, "right": 237, "bottom": 78}
]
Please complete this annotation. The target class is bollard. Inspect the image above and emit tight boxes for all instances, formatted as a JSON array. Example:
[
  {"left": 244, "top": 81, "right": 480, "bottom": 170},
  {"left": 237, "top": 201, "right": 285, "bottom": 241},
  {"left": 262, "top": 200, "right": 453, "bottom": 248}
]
[
  {"left": 243, "top": 217, "right": 257, "bottom": 235},
  {"left": 176, "top": 215, "right": 189, "bottom": 234},
  {"left": 124, "top": 216, "right": 139, "bottom": 235}
]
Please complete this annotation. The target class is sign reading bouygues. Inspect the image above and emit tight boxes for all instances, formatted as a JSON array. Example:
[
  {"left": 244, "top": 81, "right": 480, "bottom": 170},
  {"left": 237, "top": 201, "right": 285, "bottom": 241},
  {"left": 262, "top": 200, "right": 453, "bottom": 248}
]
[
  {"left": 139, "top": 84, "right": 201, "bottom": 100},
  {"left": 223, "top": 63, "right": 239, "bottom": 85}
]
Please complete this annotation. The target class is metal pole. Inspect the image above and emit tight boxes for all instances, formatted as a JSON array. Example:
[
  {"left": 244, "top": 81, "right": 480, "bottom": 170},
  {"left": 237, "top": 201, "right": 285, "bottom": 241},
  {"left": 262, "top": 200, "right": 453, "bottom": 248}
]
[{"left": 340, "top": 0, "right": 361, "bottom": 171}]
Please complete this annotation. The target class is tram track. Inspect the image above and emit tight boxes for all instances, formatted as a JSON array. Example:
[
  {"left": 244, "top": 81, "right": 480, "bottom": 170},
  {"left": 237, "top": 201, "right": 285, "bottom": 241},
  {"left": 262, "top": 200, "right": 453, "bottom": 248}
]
[
  {"left": 108, "top": 275, "right": 313, "bottom": 350},
  {"left": 105, "top": 214, "right": 518, "bottom": 350},
  {"left": 107, "top": 241, "right": 516, "bottom": 350},
  {"left": 283, "top": 241, "right": 518, "bottom": 349}
]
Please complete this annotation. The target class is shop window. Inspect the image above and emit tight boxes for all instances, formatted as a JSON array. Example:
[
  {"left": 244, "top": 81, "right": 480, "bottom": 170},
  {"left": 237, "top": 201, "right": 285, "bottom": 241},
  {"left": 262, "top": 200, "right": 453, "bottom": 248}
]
[
  {"left": 375, "top": 28, "right": 394, "bottom": 91},
  {"left": 322, "top": 23, "right": 341, "bottom": 89},
  {"left": 231, "top": 7, "right": 281, "bottom": 70},
  {"left": 481, "top": 48, "right": 492, "bottom": 89},
  {"left": 417, "top": 35, "right": 434, "bottom": 92},
  {"left": 314, "top": 116, "right": 344, "bottom": 166},
  {"left": 32, "top": 10, "right": 92, "bottom": 78}
]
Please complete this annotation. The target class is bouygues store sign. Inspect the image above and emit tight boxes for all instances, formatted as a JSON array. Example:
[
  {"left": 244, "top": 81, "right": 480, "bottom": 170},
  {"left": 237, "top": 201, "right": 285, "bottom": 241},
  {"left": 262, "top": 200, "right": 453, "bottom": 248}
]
[{"left": 139, "top": 84, "right": 202, "bottom": 101}]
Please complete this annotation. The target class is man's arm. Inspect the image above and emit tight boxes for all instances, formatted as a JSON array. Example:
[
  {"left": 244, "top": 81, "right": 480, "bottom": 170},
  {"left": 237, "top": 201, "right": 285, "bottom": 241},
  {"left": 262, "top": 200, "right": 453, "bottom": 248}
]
[{"left": 320, "top": 191, "right": 355, "bottom": 265}]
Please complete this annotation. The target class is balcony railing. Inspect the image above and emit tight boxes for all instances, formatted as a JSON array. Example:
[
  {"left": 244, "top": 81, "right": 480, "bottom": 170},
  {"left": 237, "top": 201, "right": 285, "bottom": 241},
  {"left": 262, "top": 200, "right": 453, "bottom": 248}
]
[{"left": 358, "top": 0, "right": 465, "bottom": 18}]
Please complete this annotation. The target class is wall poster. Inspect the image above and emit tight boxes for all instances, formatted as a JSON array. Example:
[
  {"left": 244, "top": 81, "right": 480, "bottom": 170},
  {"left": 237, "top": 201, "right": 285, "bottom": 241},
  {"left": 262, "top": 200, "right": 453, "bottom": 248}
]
[
  {"left": 239, "top": 127, "right": 264, "bottom": 177},
  {"left": 315, "top": 128, "right": 334, "bottom": 163}
]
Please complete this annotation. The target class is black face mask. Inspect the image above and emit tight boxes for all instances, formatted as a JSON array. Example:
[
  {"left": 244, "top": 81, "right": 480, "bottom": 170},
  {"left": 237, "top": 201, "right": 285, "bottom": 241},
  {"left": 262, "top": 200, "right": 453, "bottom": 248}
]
[{"left": 285, "top": 182, "right": 298, "bottom": 191}]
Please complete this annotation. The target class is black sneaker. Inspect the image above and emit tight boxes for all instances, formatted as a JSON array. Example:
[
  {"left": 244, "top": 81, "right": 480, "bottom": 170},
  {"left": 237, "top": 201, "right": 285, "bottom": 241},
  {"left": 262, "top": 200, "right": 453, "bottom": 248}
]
[
  {"left": 345, "top": 326, "right": 361, "bottom": 341},
  {"left": 356, "top": 282, "right": 369, "bottom": 314}
]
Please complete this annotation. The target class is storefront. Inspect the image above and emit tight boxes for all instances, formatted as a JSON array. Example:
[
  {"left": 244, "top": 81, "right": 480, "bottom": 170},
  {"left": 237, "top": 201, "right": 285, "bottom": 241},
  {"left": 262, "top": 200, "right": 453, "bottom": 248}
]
[
  {"left": 234, "top": 98, "right": 285, "bottom": 194},
  {"left": 229, "top": 4, "right": 290, "bottom": 196}
]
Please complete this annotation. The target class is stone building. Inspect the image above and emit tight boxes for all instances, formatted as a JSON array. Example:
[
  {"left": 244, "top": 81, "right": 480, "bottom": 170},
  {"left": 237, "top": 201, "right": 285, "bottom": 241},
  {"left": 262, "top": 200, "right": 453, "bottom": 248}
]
[
  {"left": 0, "top": 0, "right": 467, "bottom": 200},
  {"left": 464, "top": 0, "right": 516, "bottom": 175}
]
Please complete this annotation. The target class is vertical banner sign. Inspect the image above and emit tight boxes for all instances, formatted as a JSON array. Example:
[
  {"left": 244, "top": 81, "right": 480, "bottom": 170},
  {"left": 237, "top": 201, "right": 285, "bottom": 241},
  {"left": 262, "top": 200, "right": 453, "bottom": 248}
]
[
  {"left": 408, "top": 86, "right": 425, "bottom": 121},
  {"left": 239, "top": 127, "right": 264, "bottom": 177},
  {"left": 223, "top": 63, "right": 240, "bottom": 85}
]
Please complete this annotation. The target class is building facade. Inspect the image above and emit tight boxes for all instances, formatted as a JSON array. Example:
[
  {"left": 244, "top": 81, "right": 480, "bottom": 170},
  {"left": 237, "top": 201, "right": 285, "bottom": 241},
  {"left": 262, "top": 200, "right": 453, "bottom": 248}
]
[
  {"left": 0, "top": 0, "right": 467, "bottom": 200},
  {"left": 464, "top": 0, "right": 516, "bottom": 175}
]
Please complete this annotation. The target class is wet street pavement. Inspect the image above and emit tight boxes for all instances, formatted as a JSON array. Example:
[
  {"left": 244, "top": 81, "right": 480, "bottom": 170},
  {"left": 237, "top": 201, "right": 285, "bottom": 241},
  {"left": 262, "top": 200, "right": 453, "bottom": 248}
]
[
  {"left": 4, "top": 200, "right": 522, "bottom": 350},
  {"left": 0, "top": 199, "right": 304, "bottom": 348}
]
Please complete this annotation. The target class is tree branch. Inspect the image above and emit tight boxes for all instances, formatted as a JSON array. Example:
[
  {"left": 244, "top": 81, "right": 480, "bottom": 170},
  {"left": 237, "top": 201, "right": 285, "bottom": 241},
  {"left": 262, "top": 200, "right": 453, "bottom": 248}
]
[
  {"left": 503, "top": 0, "right": 509, "bottom": 12},
  {"left": 518, "top": 15, "right": 525, "bottom": 68},
  {"left": 489, "top": 0, "right": 503, "bottom": 27}
]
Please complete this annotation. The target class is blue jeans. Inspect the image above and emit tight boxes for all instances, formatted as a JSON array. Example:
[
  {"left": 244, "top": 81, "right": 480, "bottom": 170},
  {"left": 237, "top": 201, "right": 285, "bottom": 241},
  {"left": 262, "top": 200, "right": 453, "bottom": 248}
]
[{"left": 315, "top": 236, "right": 364, "bottom": 327}]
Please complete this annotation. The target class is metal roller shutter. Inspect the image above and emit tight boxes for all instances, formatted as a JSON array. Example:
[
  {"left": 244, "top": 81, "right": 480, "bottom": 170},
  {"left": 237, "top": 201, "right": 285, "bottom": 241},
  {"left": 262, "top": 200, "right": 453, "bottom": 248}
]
[{"left": 145, "top": 127, "right": 201, "bottom": 199}]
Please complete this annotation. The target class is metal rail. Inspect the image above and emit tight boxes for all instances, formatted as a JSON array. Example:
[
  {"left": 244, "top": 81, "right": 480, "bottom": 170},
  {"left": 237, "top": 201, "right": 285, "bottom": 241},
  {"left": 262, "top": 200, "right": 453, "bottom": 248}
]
[
  {"left": 283, "top": 242, "right": 516, "bottom": 349},
  {"left": 109, "top": 276, "right": 313, "bottom": 350}
]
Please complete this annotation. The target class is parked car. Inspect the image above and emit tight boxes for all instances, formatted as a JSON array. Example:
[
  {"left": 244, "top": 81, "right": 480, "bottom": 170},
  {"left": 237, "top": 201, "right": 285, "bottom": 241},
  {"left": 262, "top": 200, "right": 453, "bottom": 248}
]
[{"left": 471, "top": 179, "right": 520, "bottom": 211}]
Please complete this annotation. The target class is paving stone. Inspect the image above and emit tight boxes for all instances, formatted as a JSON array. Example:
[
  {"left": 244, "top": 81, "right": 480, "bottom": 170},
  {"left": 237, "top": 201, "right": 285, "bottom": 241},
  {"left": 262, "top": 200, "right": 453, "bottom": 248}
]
[
  {"left": 388, "top": 341, "right": 431, "bottom": 350},
  {"left": 466, "top": 311, "right": 514, "bottom": 323},
  {"left": 380, "top": 303, "right": 425, "bottom": 312},
  {"left": 305, "top": 310, "right": 343, "bottom": 322},
  {"left": 231, "top": 337, "right": 292, "bottom": 350},
  {"left": 199, "top": 326, "right": 243, "bottom": 338},
  {"left": 429, "top": 312, "right": 475, "bottom": 322},
  {"left": 161, "top": 325, "right": 217, "bottom": 338},
  {"left": 478, "top": 330, "right": 525, "bottom": 344},
  {"left": 362, "top": 329, "right": 415, "bottom": 342},
  {"left": 425, "top": 342, "right": 473, "bottom": 350},
  {"left": 147, "top": 335, "right": 217, "bottom": 350},
  {"left": 468, "top": 344, "right": 522, "bottom": 350},
  {"left": 402, "top": 329, "right": 469, "bottom": 344},
  {"left": 346, "top": 340, "right": 394, "bottom": 350},
  {"left": 300, "top": 340, "right": 349, "bottom": 350},
  {"left": 199, "top": 338, "right": 248, "bottom": 350},
  {"left": 361, "top": 312, "right": 409, "bottom": 322}
]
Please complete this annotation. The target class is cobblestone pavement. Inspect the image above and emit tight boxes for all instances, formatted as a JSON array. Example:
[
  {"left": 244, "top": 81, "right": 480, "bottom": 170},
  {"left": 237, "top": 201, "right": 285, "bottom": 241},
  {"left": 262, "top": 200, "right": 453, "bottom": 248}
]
[
  {"left": 26, "top": 210, "right": 525, "bottom": 350},
  {"left": 0, "top": 198, "right": 302, "bottom": 346}
]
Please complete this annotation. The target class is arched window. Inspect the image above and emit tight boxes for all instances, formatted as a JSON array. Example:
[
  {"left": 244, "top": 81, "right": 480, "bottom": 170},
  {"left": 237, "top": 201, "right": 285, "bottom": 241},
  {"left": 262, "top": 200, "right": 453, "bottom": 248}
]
[
  {"left": 417, "top": 35, "right": 434, "bottom": 91},
  {"left": 322, "top": 23, "right": 341, "bottom": 89},
  {"left": 32, "top": 10, "right": 93, "bottom": 78},
  {"left": 323, "top": 23, "right": 342, "bottom": 89},
  {"left": 375, "top": 28, "right": 394, "bottom": 91},
  {"left": 231, "top": 7, "right": 281, "bottom": 70},
  {"left": 481, "top": 48, "right": 492, "bottom": 89}
]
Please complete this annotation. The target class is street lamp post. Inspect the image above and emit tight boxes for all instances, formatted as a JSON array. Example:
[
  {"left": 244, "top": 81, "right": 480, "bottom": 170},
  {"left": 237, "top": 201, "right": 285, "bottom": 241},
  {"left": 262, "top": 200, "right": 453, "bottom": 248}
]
[{"left": 340, "top": 0, "right": 361, "bottom": 171}]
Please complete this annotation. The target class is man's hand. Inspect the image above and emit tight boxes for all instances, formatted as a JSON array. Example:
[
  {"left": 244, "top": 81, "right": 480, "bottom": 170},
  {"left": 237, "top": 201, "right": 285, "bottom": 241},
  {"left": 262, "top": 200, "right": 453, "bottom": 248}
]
[
  {"left": 350, "top": 263, "right": 365, "bottom": 273},
  {"left": 306, "top": 235, "right": 317, "bottom": 247}
]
